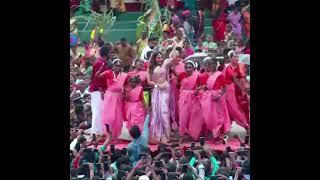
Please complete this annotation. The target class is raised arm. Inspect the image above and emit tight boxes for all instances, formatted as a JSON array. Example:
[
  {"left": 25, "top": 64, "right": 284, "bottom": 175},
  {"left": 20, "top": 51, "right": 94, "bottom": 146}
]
[
  {"left": 141, "top": 113, "right": 150, "bottom": 146},
  {"left": 206, "top": 150, "right": 220, "bottom": 176},
  {"left": 146, "top": 70, "right": 157, "bottom": 87}
]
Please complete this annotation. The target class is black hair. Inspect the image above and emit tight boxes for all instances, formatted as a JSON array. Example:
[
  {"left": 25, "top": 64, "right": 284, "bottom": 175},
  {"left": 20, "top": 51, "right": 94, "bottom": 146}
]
[
  {"left": 185, "top": 61, "right": 195, "bottom": 70},
  {"left": 129, "top": 125, "right": 141, "bottom": 139},
  {"left": 129, "top": 76, "right": 141, "bottom": 84},
  {"left": 148, "top": 37, "right": 158, "bottom": 42},
  {"left": 97, "top": 38, "right": 105, "bottom": 47},
  {"left": 223, "top": 48, "right": 231, "bottom": 56},
  {"left": 120, "top": 37, "right": 127, "bottom": 42},
  {"left": 195, "top": 49, "right": 203, "bottom": 53},
  {"left": 148, "top": 51, "right": 163, "bottom": 75},
  {"left": 85, "top": 59, "right": 91, "bottom": 67},
  {"left": 75, "top": 105, "right": 84, "bottom": 115},
  {"left": 100, "top": 46, "right": 110, "bottom": 57},
  {"left": 183, "top": 40, "right": 190, "bottom": 45},
  {"left": 175, "top": 47, "right": 183, "bottom": 54}
]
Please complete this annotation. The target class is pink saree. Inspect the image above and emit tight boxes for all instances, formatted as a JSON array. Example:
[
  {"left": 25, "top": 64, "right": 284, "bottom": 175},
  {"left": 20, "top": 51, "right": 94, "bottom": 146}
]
[
  {"left": 102, "top": 71, "right": 127, "bottom": 139},
  {"left": 200, "top": 71, "right": 230, "bottom": 138},
  {"left": 222, "top": 65, "right": 248, "bottom": 128},
  {"left": 178, "top": 71, "right": 204, "bottom": 140},
  {"left": 169, "top": 61, "right": 185, "bottom": 124},
  {"left": 125, "top": 86, "right": 146, "bottom": 131}
]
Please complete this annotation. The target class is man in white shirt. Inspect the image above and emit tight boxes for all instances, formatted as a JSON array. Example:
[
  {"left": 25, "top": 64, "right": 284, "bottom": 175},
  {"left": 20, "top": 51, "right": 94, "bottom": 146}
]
[{"left": 140, "top": 37, "right": 158, "bottom": 61}]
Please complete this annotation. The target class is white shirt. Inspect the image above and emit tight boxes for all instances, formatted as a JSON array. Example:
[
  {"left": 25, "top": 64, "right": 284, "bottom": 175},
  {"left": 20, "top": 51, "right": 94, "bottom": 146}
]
[
  {"left": 228, "top": 0, "right": 238, "bottom": 5},
  {"left": 70, "top": 138, "right": 78, "bottom": 150},
  {"left": 140, "top": 45, "right": 152, "bottom": 61},
  {"left": 76, "top": 89, "right": 89, "bottom": 98}
]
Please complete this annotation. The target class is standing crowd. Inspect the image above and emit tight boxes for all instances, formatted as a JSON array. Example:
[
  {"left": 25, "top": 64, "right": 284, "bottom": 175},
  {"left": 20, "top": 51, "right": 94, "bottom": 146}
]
[{"left": 70, "top": 0, "right": 250, "bottom": 179}]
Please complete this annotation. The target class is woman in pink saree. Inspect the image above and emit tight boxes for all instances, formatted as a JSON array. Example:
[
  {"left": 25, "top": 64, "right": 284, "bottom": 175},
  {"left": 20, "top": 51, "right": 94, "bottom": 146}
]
[
  {"left": 220, "top": 52, "right": 248, "bottom": 129},
  {"left": 169, "top": 47, "right": 185, "bottom": 125},
  {"left": 199, "top": 58, "right": 230, "bottom": 142},
  {"left": 124, "top": 76, "right": 147, "bottom": 131},
  {"left": 99, "top": 59, "right": 128, "bottom": 139},
  {"left": 178, "top": 61, "right": 204, "bottom": 142},
  {"left": 125, "top": 59, "right": 147, "bottom": 86},
  {"left": 147, "top": 51, "right": 174, "bottom": 143}
]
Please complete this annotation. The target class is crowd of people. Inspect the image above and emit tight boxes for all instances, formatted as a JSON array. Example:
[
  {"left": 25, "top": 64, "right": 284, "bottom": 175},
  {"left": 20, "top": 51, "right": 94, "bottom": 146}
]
[{"left": 70, "top": 0, "right": 250, "bottom": 179}]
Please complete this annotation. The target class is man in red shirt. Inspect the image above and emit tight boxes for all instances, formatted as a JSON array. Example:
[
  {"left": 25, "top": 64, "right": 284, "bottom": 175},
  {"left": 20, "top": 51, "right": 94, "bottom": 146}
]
[{"left": 89, "top": 46, "right": 111, "bottom": 136}]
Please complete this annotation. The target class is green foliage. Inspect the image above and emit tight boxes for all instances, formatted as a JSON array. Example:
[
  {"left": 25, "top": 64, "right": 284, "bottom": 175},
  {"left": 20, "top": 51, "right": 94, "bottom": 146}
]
[
  {"left": 136, "top": 0, "right": 171, "bottom": 41},
  {"left": 75, "top": 5, "right": 116, "bottom": 39}
]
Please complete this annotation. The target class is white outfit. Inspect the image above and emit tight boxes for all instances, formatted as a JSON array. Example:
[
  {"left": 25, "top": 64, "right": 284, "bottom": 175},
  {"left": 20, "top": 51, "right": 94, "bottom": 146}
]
[
  {"left": 70, "top": 138, "right": 78, "bottom": 151},
  {"left": 140, "top": 45, "right": 152, "bottom": 61},
  {"left": 90, "top": 91, "right": 105, "bottom": 134}
]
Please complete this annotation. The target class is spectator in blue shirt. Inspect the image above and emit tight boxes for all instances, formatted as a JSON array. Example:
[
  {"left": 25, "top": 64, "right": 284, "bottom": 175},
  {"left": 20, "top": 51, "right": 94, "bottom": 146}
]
[{"left": 127, "top": 113, "right": 150, "bottom": 166}]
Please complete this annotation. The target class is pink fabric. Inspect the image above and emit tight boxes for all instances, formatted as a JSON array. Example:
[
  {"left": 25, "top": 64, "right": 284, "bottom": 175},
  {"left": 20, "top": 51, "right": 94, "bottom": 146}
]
[
  {"left": 183, "top": 48, "right": 195, "bottom": 58},
  {"left": 200, "top": 71, "right": 230, "bottom": 138},
  {"left": 102, "top": 72, "right": 127, "bottom": 139},
  {"left": 125, "top": 86, "right": 146, "bottom": 131},
  {"left": 178, "top": 72, "right": 204, "bottom": 140},
  {"left": 170, "top": 62, "right": 185, "bottom": 124},
  {"left": 127, "top": 70, "right": 147, "bottom": 86},
  {"left": 221, "top": 65, "right": 248, "bottom": 128}
]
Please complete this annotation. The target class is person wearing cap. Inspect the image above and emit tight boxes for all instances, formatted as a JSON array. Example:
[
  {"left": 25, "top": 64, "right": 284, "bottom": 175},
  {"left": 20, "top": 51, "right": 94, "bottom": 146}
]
[
  {"left": 98, "top": 59, "right": 128, "bottom": 139},
  {"left": 89, "top": 46, "right": 111, "bottom": 136},
  {"left": 177, "top": 60, "right": 204, "bottom": 143},
  {"left": 198, "top": 57, "right": 231, "bottom": 143}
]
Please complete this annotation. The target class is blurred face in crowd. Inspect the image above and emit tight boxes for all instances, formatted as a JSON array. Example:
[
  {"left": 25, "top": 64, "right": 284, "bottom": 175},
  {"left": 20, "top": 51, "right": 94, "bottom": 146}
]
[
  {"left": 70, "top": 75, "right": 75, "bottom": 85},
  {"left": 129, "top": 78, "right": 138, "bottom": 89},
  {"left": 197, "top": 39, "right": 203, "bottom": 46},
  {"left": 231, "top": 53, "right": 239, "bottom": 66},
  {"left": 120, "top": 39, "right": 127, "bottom": 47},
  {"left": 149, "top": 39, "right": 158, "bottom": 49},
  {"left": 155, "top": 53, "right": 164, "bottom": 65},
  {"left": 207, "top": 35, "right": 213, "bottom": 42},
  {"left": 134, "top": 60, "right": 144, "bottom": 71},
  {"left": 83, "top": 76, "right": 90, "bottom": 87},
  {"left": 78, "top": 81, "right": 86, "bottom": 91},
  {"left": 176, "top": 30, "right": 183, "bottom": 39},
  {"left": 141, "top": 32, "right": 147, "bottom": 39},
  {"left": 185, "top": 63, "right": 195, "bottom": 76},
  {"left": 113, "top": 61, "right": 122, "bottom": 73},
  {"left": 204, "top": 60, "right": 213, "bottom": 72},
  {"left": 183, "top": 41, "right": 191, "bottom": 49}
]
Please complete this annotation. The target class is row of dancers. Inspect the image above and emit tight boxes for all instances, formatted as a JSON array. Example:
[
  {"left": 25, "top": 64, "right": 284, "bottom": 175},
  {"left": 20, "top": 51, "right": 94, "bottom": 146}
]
[{"left": 89, "top": 45, "right": 249, "bottom": 144}]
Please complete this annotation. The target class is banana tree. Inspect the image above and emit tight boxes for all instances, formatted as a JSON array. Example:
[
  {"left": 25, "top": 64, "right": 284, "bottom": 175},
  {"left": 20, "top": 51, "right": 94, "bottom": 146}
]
[
  {"left": 74, "top": 5, "right": 116, "bottom": 41},
  {"left": 136, "top": 0, "right": 171, "bottom": 42}
]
